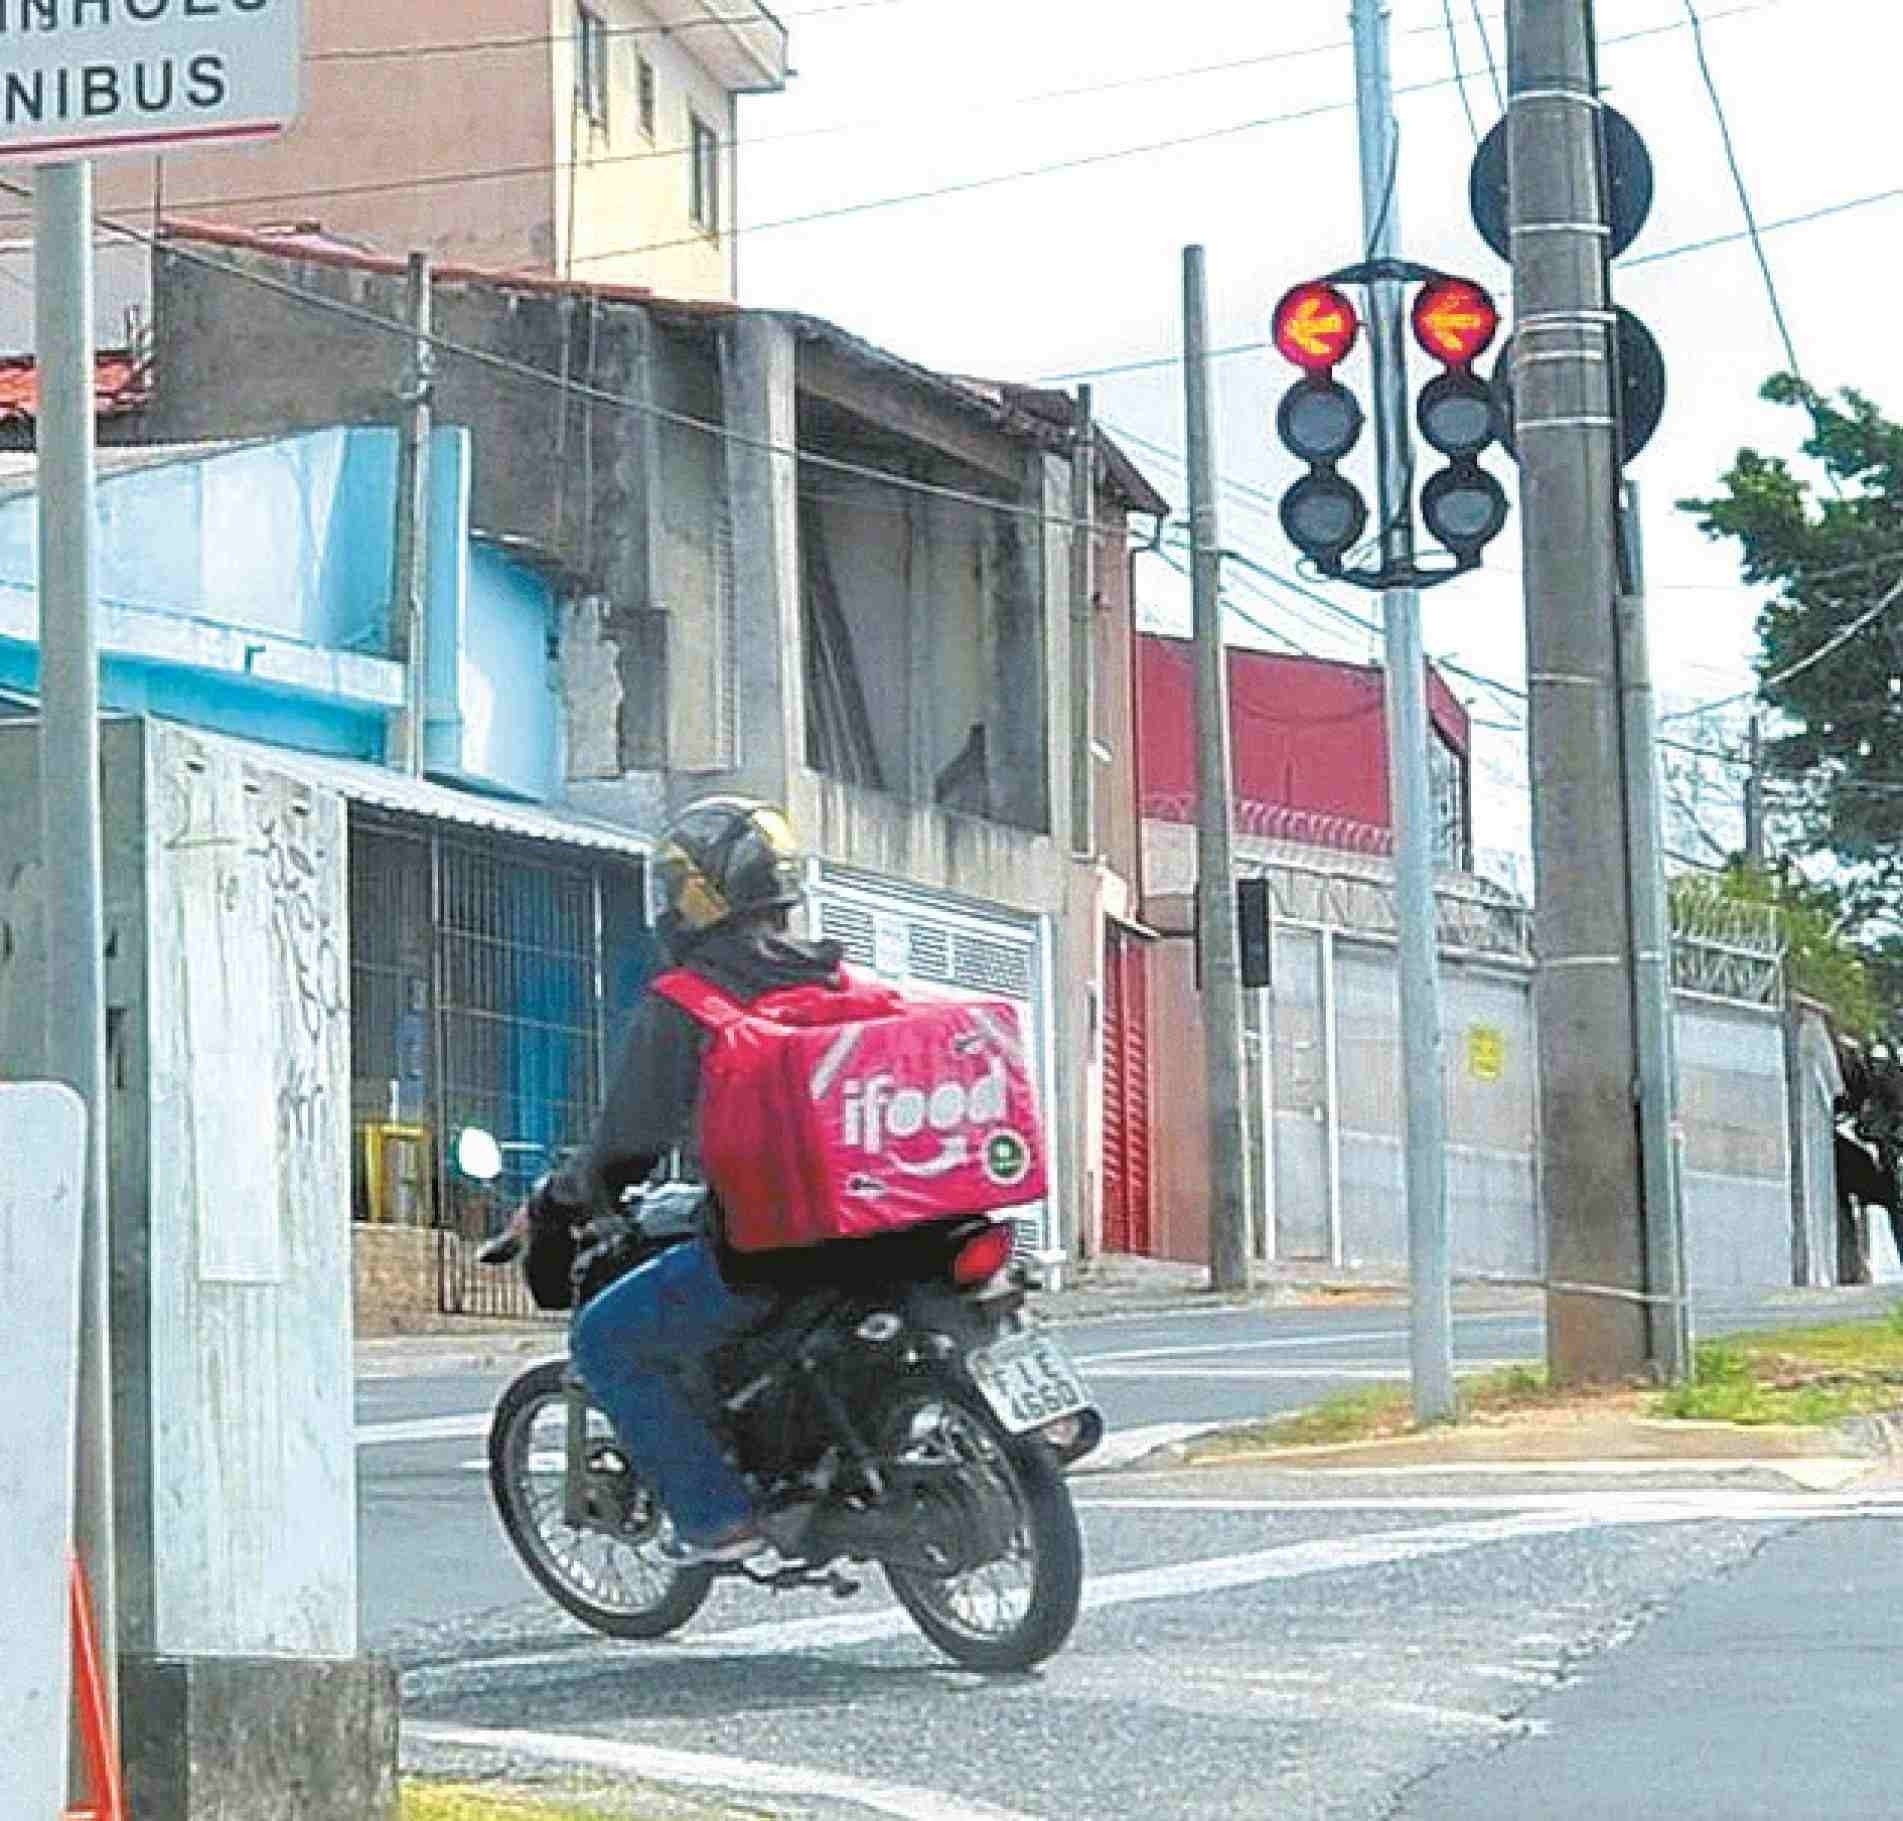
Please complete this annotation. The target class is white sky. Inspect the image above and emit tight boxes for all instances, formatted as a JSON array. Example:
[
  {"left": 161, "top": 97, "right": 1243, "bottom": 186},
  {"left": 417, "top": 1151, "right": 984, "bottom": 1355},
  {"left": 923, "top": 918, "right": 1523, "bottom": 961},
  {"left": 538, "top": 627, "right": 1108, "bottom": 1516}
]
[{"left": 732, "top": 0, "right": 1900, "bottom": 871}]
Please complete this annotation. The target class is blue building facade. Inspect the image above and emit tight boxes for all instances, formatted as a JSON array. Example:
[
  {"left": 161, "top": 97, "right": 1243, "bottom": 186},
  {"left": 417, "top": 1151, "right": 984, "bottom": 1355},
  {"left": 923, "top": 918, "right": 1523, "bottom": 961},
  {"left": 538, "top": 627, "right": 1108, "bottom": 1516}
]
[
  {"left": 0, "top": 424, "right": 565, "bottom": 802},
  {"left": 0, "top": 426, "right": 653, "bottom": 1285}
]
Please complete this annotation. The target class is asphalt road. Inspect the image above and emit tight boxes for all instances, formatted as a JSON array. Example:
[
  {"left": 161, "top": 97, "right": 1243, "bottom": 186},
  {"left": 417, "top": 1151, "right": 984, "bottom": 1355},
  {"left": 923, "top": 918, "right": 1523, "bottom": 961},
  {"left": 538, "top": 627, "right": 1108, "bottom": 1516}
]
[
  {"left": 363, "top": 1288, "right": 1903, "bottom": 1818},
  {"left": 354, "top": 1290, "right": 1891, "bottom": 1642}
]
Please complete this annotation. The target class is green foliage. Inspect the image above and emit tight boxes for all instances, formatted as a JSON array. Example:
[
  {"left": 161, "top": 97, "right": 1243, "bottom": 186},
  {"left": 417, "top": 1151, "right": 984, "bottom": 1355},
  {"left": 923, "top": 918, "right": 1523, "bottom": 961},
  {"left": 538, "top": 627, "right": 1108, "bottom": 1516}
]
[
  {"left": 1670, "top": 861, "right": 1879, "bottom": 1036},
  {"left": 1683, "top": 379, "right": 1903, "bottom": 943},
  {"left": 1653, "top": 1323, "right": 1903, "bottom": 1427}
]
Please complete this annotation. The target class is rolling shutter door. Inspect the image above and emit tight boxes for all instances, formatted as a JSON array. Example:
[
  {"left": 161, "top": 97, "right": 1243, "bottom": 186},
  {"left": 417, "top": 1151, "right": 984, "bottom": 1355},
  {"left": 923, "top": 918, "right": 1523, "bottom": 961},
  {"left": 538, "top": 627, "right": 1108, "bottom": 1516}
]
[
  {"left": 811, "top": 866, "right": 1055, "bottom": 1261},
  {"left": 1101, "top": 926, "right": 1155, "bottom": 1256}
]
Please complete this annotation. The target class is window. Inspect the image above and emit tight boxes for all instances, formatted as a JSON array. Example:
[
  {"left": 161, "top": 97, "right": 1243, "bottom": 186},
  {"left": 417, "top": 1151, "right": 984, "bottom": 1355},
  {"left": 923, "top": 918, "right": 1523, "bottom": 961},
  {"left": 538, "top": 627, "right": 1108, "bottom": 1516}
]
[
  {"left": 636, "top": 55, "right": 656, "bottom": 139},
  {"left": 690, "top": 114, "right": 720, "bottom": 233},
  {"left": 577, "top": 5, "right": 609, "bottom": 131}
]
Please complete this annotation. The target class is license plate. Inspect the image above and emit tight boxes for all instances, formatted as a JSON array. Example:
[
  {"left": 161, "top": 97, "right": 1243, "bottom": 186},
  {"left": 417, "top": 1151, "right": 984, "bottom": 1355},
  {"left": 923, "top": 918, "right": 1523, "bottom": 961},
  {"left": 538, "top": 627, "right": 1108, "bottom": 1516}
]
[{"left": 969, "top": 1330, "right": 1092, "bottom": 1436}]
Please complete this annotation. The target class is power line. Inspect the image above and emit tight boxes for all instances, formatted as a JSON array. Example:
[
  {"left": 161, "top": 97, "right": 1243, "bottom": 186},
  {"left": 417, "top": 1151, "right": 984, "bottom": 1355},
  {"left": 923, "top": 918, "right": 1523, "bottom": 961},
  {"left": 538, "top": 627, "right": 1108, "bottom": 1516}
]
[
  {"left": 0, "top": 181, "right": 1119, "bottom": 540},
  {"left": 1442, "top": 0, "right": 1483, "bottom": 144},
  {"left": 1625, "top": 183, "right": 1903, "bottom": 271},
  {"left": 61, "top": 37, "right": 1384, "bottom": 230},
  {"left": 306, "top": 0, "right": 925, "bottom": 64},
  {"left": 567, "top": 0, "right": 1801, "bottom": 268},
  {"left": 1679, "top": 0, "right": 1808, "bottom": 383},
  {"left": 1468, "top": 0, "right": 1506, "bottom": 113}
]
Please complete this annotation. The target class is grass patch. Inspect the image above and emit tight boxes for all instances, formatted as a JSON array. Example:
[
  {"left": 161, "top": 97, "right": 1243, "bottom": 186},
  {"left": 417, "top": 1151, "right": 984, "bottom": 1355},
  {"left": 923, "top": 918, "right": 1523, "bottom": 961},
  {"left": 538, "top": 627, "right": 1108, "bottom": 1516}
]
[
  {"left": 400, "top": 1784, "right": 741, "bottom": 1821},
  {"left": 1189, "top": 1309, "right": 1903, "bottom": 1457},
  {"left": 1193, "top": 1360, "right": 1569, "bottom": 1456},
  {"left": 1652, "top": 1327, "right": 1903, "bottom": 1427},
  {"left": 403, "top": 1790, "right": 621, "bottom": 1821}
]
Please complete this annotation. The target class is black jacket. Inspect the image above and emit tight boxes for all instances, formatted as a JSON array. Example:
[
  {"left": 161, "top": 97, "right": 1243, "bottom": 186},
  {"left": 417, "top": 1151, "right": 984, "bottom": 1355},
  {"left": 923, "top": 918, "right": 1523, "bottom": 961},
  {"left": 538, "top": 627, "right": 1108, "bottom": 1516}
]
[{"left": 544, "top": 918, "right": 846, "bottom": 1290}]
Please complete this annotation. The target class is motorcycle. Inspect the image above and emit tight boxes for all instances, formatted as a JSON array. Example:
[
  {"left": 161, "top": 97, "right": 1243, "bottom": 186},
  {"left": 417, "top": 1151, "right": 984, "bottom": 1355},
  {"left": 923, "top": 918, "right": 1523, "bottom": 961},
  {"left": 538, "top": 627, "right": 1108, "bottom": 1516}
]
[{"left": 459, "top": 1127, "right": 1103, "bottom": 1673}]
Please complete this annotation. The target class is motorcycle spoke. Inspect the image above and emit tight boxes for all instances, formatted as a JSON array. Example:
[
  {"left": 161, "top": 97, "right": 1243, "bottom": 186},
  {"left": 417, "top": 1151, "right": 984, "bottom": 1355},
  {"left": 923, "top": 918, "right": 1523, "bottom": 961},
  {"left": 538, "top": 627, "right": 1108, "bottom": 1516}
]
[{"left": 504, "top": 1389, "right": 683, "bottom": 1618}]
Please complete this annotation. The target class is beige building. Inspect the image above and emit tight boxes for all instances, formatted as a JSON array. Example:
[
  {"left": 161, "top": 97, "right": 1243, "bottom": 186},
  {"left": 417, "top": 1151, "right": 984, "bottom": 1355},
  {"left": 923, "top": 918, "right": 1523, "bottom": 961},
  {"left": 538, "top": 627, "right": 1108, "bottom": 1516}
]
[{"left": 1, "top": 0, "right": 789, "bottom": 303}]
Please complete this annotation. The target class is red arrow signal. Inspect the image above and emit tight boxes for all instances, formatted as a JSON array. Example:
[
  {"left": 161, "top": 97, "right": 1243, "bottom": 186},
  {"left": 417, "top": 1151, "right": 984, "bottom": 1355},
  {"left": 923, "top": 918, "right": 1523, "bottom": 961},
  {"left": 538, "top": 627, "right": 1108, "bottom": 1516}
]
[
  {"left": 1273, "top": 282, "right": 1361, "bottom": 374},
  {"left": 1411, "top": 277, "right": 1500, "bottom": 368}
]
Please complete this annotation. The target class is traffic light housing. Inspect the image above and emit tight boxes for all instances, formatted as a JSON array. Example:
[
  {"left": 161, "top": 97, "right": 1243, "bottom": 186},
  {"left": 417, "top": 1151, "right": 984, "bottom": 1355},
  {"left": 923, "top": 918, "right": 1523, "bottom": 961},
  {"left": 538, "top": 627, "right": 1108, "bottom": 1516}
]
[
  {"left": 1270, "top": 281, "right": 1369, "bottom": 575},
  {"left": 1409, "top": 276, "right": 1509, "bottom": 569},
  {"left": 1237, "top": 876, "right": 1272, "bottom": 990}
]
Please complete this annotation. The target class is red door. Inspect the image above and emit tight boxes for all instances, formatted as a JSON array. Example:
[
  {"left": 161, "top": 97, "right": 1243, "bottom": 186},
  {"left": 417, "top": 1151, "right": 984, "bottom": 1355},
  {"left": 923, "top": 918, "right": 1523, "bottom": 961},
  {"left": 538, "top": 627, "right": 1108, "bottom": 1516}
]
[{"left": 1101, "top": 927, "right": 1154, "bottom": 1256}]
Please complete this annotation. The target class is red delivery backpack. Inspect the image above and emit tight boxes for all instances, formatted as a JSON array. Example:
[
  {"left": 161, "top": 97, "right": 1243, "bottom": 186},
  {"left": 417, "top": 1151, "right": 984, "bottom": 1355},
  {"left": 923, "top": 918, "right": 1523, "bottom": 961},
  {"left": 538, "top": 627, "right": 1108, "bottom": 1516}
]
[{"left": 649, "top": 966, "right": 1048, "bottom": 1253}]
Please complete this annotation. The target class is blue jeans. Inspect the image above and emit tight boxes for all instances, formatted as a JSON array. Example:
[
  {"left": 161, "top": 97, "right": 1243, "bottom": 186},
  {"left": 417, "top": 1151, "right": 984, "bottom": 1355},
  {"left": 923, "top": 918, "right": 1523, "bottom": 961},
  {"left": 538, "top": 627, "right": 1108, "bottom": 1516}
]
[{"left": 569, "top": 1236, "right": 772, "bottom": 1545}]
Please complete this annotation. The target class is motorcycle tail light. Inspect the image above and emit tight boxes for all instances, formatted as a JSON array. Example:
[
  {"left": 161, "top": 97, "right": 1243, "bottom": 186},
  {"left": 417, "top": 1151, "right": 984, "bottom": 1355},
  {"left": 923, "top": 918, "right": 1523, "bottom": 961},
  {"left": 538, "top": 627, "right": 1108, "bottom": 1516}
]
[{"left": 950, "top": 1223, "right": 1014, "bottom": 1287}]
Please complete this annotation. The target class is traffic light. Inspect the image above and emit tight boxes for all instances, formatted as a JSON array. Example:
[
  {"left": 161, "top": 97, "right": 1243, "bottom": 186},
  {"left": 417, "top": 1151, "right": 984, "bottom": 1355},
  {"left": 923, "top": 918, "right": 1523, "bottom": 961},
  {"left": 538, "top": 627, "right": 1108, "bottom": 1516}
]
[
  {"left": 1237, "top": 876, "right": 1272, "bottom": 990},
  {"left": 1409, "top": 275, "right": 1509, "bottom": 568},
  {"left": 1271, "top": 280, "right": 1369, "bottom": 573}
]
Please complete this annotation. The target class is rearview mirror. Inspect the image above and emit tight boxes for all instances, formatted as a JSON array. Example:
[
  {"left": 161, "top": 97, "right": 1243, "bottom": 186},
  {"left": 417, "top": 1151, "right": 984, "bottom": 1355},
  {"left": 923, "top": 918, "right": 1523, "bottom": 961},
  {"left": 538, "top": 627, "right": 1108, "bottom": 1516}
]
[{"left": 455, "top": 1127, "right": 504, "bottom": 1183}]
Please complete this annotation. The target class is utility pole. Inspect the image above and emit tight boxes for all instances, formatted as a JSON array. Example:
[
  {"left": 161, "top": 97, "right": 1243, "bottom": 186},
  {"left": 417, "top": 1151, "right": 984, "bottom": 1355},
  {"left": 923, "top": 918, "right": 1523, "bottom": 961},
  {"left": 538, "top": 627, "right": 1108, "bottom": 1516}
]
[
  {"left": 1509, "top": 0, "right": 1652, "bottom": 1382},
  {"left": 1351, "top": 0, "right": 1455, "bottom": 1420},
  {"left": 389, "top": 252, "right": 434, "bottom": 776},
  {"left": 35, "top": 159, "right": 117, "bottom": 1731},
  {"left": 1183, "top": 245, "right": 1252, "bottom": 1293},
  {"left": 1070, "top": 382, "right": 1097, "bottom": 859},
  {"left": 1744, "top": 713, "right": 1767, "bottom": 867},
  {"left": 1617, "top": 485, "right": 1690, "bottom": 1381}
]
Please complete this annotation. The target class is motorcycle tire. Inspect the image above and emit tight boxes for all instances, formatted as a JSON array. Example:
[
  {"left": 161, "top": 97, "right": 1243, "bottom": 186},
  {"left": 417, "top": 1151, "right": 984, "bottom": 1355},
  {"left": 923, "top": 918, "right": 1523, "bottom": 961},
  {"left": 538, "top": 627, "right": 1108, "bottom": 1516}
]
[
  {"left": 878, "top": 1376, "right": 1084, "bottom": 1673},
  {"left": 488, "top": 1359, "right": 715, "bottom": 1641}
]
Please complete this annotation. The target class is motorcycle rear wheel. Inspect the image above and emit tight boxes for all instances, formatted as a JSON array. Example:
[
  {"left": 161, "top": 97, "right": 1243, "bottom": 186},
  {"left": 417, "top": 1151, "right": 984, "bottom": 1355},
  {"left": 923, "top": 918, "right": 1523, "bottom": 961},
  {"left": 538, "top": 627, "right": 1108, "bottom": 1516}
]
[
  {"left": 879, "top": 1379, "right": 1084, "bottom": 1673},
  {"left": 488, "top": 1359, "right": 714, "bottom": 1640}
]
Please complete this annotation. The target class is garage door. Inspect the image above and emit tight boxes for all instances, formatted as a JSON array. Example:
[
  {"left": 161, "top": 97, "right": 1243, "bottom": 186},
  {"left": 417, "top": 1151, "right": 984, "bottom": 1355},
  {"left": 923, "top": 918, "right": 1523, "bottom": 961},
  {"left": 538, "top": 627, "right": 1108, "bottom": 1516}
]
[
  {"left": 809, "top": 864, "right": 1057, "bottom": 1262},
  {"left": 1102, "top": 924, "right": 1155, "bottom": 1256}
]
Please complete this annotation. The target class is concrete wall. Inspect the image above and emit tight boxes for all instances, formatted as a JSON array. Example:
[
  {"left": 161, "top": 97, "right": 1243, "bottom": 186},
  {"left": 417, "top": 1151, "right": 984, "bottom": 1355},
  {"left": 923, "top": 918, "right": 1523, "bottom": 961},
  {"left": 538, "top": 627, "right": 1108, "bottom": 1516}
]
[
  {"left": 1147, "top": 902, "right": 1807, "bottom": 1296},
  {"left": 143, "top": 721, "right": 357, "bottom": 1654},
  {"left": 0, "top": 720, "right": 359, "bottom": 1659}
]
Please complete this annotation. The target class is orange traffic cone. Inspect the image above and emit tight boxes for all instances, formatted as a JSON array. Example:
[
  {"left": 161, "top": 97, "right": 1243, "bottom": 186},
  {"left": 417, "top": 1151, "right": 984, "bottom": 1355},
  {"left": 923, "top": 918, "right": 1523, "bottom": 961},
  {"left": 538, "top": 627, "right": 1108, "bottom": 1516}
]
[{"left": 63, "top": 1555, "right": 125, "bottom": 1821}]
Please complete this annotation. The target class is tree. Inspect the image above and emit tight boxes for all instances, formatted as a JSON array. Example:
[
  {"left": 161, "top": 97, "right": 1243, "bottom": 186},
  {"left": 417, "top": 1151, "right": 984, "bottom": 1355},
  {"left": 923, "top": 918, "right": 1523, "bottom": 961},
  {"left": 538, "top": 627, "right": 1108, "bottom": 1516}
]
[{"left": 1683, "top": 377, "right": 1903, "bottom": 929}]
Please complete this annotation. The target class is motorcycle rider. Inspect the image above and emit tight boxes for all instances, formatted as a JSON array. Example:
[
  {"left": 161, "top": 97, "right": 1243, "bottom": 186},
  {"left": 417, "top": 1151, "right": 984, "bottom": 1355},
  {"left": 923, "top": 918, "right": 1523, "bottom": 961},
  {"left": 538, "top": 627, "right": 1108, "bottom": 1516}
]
[{"left": 527, "top": 796, "right": 843, "bottom": 1564}]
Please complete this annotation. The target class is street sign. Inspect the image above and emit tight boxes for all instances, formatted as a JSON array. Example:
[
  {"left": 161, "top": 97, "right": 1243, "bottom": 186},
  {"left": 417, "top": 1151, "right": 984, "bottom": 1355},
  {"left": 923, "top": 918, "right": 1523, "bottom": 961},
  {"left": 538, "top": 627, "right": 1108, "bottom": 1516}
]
[
  {"left": 1272, "top": 281, "right": 1361, "bottom": 373},
  {"left": 0, "top": 0, "right": 303, "bottom": 163},
  {"left": 1491, "top": 306, "right": 1667, "bottom": 466},
  {"left": 1469, "top": 107, "right": 1655, "bottom": 263}
]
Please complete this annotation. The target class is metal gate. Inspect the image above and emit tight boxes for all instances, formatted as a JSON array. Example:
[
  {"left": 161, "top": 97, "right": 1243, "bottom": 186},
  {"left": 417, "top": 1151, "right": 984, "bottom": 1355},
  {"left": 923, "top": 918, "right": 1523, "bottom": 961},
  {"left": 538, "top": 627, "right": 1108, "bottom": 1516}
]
[
  {"left": 1101, "top": 924, "right": 1154, "bottom": 1255},
  {"left": 349, "top": 809, "right": 650, "bottom": 1317},
  {"left": 809, "top": 863, "right": 1057, "bottom": 1262}
]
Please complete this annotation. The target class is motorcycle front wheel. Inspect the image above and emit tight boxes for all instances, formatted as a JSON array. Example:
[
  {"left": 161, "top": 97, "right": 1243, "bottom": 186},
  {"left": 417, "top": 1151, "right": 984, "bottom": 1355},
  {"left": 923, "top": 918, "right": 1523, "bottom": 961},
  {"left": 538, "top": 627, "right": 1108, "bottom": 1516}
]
[
  {"left": 878, "top": 1378, "right": 1084, "bottom": 1673},
  {"left": 488, "top": 1359, "right": 714, "bottom": 1640}
]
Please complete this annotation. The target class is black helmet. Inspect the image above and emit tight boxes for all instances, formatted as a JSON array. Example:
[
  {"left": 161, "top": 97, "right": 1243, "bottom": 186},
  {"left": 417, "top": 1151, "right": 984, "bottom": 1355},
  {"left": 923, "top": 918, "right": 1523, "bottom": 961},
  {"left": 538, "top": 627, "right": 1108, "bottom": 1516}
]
[{"left": 649, "top": 796, "right": 804, "bottom": 951}]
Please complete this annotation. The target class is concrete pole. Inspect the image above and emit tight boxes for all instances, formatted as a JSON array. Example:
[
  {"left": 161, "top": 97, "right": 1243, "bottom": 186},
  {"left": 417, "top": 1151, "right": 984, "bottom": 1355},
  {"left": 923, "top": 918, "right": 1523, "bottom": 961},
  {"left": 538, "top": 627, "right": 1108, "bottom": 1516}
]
[
  {"left": 1508, "top": 0, "right": 1651, "bottom": 1382},
  {"left": 1351, "top": 0, "right": 1455, "bottom": 1421},
  {"left": 389, "top": 252, "right": 434, "bottom": 775},
  {"left": 1617, "top": 485, "right": 1690, "bottom": 1381},
  {"left": 34, "top": 160, "right": 118, "bottom": 1725},
  {"left": 1183, "top": 246, "right": 1252, "bottom": 1293},
  {"left": 1744, "top": 713, "right": 1766, "bottom": 867},
  {"left": 1070, "top": 383, "right": 1097, "bottom": 859}
]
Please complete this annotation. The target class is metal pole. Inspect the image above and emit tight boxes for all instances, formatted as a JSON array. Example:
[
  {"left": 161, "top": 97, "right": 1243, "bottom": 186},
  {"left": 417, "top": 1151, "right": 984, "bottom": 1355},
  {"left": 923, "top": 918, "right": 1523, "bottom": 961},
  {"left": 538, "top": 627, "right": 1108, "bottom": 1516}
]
[
  {"left": 35, "top": 159, "right": 117, "bottom": 1723},
  {"left": 1183, "top": 245, "right": 1252, "bottom": 1293},
  {"left": 1744, "top": 713, "right": 1766, "bottom": 867},
  {"left": 1508, "top": 0, "right": 1651, "bottom": 1381},
  {"left": 1617, "top": 485, "right": 1690, "bottom": 1381},
  {"left": 1070, "top": 383, "right": 1097, "bottom": 859},
  {"left": 389, "top": 252, "right": 434, "bottom": 775},
  {"left": 1351, "top": 0, "right": 1454, "bottom": 1421}
]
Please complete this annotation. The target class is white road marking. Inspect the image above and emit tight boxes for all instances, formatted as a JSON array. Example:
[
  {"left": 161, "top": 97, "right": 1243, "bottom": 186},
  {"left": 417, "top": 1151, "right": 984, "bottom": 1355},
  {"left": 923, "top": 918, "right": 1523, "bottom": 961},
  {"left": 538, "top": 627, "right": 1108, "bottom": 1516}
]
[
  {"left": 1082, "top": 1360, "right": 1531, "bottom": 1381},
  {"left": 406, "top": 1721, "right": 1039, "bottom": 1821},
  {"left": 1361, "top": 1700, "right": 1550, "bottom": 1738},
  {"left": 358, "top": 1413, "right": 491, "bottom": 1447},
  {"left": 1075, "top": 1490, "right": 1903, "bottom": 1516},
  {"left": 403, "top": 1491, "right": 1886, "bottom": 1700},
  {"left": 1285, "top": 1458, "right": 1876, "bottom": 1490},
  {"left": 1075, "top": 1332, "right": 1413, "bottom": 1364}
]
